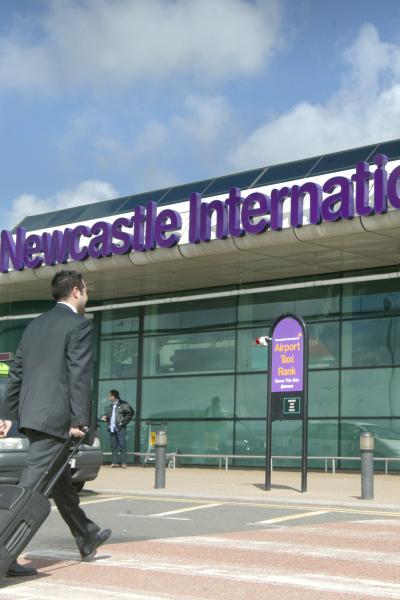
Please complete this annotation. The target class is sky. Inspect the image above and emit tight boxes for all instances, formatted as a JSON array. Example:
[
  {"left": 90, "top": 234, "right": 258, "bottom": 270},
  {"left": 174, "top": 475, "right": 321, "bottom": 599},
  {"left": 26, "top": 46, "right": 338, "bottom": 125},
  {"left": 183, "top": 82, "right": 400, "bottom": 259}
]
[{"left": 1, "top": 0, "right": 400, "bottom": 230}]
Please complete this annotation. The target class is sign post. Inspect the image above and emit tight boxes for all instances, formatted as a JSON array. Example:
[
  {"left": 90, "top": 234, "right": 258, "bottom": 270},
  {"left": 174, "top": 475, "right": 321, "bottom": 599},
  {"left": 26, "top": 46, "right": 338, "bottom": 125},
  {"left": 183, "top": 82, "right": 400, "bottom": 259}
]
[{"left": 265, "top": 314, "right": 308, "bottom": 492}]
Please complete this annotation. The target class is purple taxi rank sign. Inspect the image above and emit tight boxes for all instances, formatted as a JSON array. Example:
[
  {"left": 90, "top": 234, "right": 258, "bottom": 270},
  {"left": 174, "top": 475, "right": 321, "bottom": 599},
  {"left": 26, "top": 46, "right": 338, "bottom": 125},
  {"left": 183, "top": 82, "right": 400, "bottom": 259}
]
[
  {"left": 265, "top": 313, "right": 308, "bottom": 493},
  {"left": 271, "top": 317, "right": 304, "bottom": 393}
]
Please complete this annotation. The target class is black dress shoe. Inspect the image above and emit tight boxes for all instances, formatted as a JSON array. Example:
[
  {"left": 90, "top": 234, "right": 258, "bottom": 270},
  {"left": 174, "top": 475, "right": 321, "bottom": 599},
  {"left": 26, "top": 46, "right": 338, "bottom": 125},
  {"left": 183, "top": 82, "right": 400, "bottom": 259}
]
[
  {"left": 6, "top": 562, "right": 38, "bottom": 577},
  {"left": 78, "top": 528, "right": 111, "bottom": 560}
]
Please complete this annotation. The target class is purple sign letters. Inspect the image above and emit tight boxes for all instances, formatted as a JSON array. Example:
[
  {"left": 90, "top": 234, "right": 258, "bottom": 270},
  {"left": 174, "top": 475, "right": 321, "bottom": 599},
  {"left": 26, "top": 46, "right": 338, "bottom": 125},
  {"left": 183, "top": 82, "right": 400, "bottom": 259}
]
[
  {"left": 271, "top": 317, "right": 304, "bottom": 393},
  {"left": 2, "top": 153, "right": 400, "bottom": 272}
]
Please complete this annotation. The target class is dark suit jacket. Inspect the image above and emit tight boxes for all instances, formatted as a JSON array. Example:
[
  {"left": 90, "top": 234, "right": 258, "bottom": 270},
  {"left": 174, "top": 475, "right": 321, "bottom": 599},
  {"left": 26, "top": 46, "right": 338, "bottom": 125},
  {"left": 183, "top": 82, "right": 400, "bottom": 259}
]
[{"left": 3, "top": 303, "right": 93, "bottom": 438}]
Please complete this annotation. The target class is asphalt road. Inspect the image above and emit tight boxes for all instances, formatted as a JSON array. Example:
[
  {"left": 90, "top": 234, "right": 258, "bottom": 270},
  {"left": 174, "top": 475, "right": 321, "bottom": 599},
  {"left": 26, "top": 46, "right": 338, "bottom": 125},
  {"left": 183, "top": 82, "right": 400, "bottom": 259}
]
[{"left": 2, "top": 490, "right": 400, "bottom": 599}]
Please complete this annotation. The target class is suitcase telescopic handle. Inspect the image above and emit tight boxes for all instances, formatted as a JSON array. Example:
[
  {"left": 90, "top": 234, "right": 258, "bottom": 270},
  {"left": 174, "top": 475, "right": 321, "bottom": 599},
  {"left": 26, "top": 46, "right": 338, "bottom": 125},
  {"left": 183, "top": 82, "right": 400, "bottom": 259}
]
[{"left": 33, "top": 427, "right": 90, "bottom": 497}]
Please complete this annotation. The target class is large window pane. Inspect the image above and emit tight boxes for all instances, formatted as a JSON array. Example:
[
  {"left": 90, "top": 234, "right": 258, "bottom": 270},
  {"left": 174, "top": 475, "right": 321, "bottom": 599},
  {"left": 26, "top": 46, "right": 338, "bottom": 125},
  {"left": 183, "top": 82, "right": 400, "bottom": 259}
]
[
  {"left": 238, "top": 286, "right": 340, "bottom": 327},
  {"left": 273, "top": 420, "right": 339, "bottom": 465},
  {"left": 101, "top": 308, "right": 139, "bottom": 335},
  {"left": 282, "top": 420, "right": 340, "bottom": 470},
  {"left": 234, "top": 419, "right": 301, "bottom": 468},
  {"left": 341, "top": 368, "right": 400, "bottom": 417},
  {"left": 342, "top": 279, "right": 400, "bottom": 318},
  {"left": 99, "top": 337, "right": 138, "bottom": 379},
  {"left": 340, "top": 419, "right": 400, "bottom": 470},
  {"left": 142, "top": 375, "right": 234, "bottom": 419},
  {"left": 143, "top": 330, "right": 235, "bottom": 376},
  {"left": 237, "top": 328, "right": 268, "bottom": 372},
  {"left": 235, "top": 419, "right": 296, "bottom": 457},
  {"left": 144, "top": 297, "right": 236, "bottom": 333},
  {"left": 308, "top": 321, "right": 339, "bottom": 369},
  {"left": 139, "top": 419, "right": 234, "bottom": 465},
  {"left": 236, "top": 373, "right": 267, "bottom": 418},
  {"left": 234, "top": 419, "right": 265, "bottom": 466},
  {"left": 307, "top": 420, "right": 339, "bottom": 458},
  {"left": 274, "top": 420, "right": 339, "bottom": 469},
  {"left": 342, "top": 317, "right": 400, "bottom": 367},
  {"left": 309, "top": 370, "right": 339, "bottom": 418},
  {"left": 234, "top": 419, "right": 339, "bottom": 468},
  {"left": 273, "top": 420, "right": 299, "bottom": 458}
]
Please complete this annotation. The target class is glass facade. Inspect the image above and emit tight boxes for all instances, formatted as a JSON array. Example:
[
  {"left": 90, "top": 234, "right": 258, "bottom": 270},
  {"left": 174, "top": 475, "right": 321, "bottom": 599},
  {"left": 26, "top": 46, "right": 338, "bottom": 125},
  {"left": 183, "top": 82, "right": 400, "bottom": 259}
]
[
  {"left": 97, "top": 308, "right": 140, "bottom": 462},
  {"left": 2, "top": 274, "right": 400, "bottom": 469},
  {"left": 94, "top": 276, "right": 400, "bottom": 469}
]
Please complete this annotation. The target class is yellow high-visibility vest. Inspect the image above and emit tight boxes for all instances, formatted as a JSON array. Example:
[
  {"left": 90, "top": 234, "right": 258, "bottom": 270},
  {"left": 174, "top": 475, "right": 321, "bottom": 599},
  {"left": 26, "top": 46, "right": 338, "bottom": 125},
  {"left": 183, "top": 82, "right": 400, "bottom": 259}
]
[{"left": 0, "top": 362, "right": 10, "bottom": 377}]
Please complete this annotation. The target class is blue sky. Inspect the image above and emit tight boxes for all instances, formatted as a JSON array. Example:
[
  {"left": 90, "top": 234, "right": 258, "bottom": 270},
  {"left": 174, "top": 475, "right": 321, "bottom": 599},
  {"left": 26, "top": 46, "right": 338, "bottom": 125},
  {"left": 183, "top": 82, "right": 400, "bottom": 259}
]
[{"left": 1, "top": 0, "right": 400, "bottom": 229}]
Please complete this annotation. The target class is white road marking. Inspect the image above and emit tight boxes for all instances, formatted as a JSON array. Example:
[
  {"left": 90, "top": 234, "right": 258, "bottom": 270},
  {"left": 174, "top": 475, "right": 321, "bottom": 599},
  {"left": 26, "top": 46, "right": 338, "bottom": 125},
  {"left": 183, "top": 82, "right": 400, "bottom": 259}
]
[
  {"left": 148, "top": 502, "right": 224, "bottom": 517},
  {"left": 21, "top": 550, "right": 400, "bottom": 598},
  {"left": 288, "top": 523, "right": 400, "bottom": 541},
  {"left": 250, "top": 509, "right": 329, "bottom": 525},
  {"left": 79, "top": 496, "right": 131, "bottom": 506},
  {"left": 117, "top": 514, "right": 190, "bottom": 521},
  {"left": 0, "top": 580, "right": 186, "bottom": 600},
  {"left": 159, "top": 535, "right": 400, "bottom": 565},
  {"left": 353, "top": 519, "right": 400, "bottom": 526},
  {"left": 86, "top": 493, "right": 400, "bottom": 518},
  {"left": 51, "top": 496, "right": 126, "bottom": 511}
]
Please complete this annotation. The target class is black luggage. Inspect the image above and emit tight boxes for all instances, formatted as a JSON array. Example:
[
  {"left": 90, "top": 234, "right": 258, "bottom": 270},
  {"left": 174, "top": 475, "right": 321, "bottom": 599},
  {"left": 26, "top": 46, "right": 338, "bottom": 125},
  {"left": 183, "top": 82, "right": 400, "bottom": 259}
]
[{"left": 0, "top": 432, "right": 88, "bottom": 578}]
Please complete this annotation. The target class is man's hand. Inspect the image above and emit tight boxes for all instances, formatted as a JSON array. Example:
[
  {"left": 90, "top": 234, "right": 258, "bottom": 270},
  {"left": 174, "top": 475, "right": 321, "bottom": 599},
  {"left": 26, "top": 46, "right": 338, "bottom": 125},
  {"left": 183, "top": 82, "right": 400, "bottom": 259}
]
[
  {"left": 0, "top": 420, "right": 12, "bottom": 438},
  {"left": 69, "top": 426, "right": 87, "bottom": 438}
]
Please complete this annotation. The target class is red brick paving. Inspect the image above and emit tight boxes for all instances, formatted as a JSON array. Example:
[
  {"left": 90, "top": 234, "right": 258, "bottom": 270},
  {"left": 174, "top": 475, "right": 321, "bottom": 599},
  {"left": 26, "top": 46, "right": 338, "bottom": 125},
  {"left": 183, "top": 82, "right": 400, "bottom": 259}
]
[{"left": 2, "top": 517, "right": 400, "bottom": 599}]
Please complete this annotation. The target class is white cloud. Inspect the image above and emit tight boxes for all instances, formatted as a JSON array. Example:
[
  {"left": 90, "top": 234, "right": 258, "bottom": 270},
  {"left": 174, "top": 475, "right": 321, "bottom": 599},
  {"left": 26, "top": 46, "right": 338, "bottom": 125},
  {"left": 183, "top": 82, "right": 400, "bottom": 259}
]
[
  {"left": 229, "top": 23, "right": 400, "bottom": 170},
  {"left": 7, "top": 180, "right": 119, "bottom": 229},
  {"left": 131, "top": 121, "right": 168, "bottom": 157},
  {"left": 0, "top": 0, "right": 282, "bottom": 92},
  {"left": 58, "top": 93, "right": 236, "bottom": 191},
  {"left": 173, "top": 95, "right": 233, "bottom": 146}
]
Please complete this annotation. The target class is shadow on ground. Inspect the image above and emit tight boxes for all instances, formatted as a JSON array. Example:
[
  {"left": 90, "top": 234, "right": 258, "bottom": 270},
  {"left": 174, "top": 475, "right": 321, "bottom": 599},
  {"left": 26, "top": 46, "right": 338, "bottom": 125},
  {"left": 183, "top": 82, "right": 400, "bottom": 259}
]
[{"left": 252, "top": 482, "right": 302, "bottom": 493}]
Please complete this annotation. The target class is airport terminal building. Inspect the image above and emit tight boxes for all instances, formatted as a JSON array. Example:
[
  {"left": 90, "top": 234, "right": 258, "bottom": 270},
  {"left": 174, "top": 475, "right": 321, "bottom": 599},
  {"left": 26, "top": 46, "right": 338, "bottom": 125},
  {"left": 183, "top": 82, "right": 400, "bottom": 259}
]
[{"left": 2, "top": 139, "right": 400, "bottom": 468}]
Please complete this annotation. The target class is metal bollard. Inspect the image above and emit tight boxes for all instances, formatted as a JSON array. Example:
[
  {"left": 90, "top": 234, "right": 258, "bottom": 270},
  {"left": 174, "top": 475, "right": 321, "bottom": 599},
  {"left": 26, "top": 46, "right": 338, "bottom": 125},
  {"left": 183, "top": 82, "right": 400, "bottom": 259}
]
[
  {"left": 155, "top": 430, "right": 167, "bottom": 489},
  {"left": 360, "top": 431, "right": 374, "bottom": 500}
]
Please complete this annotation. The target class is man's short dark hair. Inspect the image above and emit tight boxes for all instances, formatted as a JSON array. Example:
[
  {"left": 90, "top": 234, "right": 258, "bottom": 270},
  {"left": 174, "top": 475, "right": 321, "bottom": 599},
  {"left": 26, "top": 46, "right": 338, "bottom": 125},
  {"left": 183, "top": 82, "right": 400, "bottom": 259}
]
[
  {"left": 51, "top": 270, "right": 85, "bottom": 301},
  {"left": 110, "top": 389, "right": 120, "bottom": 399}
]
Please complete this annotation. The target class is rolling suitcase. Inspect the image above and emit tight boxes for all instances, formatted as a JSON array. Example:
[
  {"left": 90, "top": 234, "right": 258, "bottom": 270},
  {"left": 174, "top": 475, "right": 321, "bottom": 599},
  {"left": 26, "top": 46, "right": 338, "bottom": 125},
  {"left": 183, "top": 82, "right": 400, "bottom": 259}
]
[{"left": 0, "top": 432, "right": 88, "bottom": 578}]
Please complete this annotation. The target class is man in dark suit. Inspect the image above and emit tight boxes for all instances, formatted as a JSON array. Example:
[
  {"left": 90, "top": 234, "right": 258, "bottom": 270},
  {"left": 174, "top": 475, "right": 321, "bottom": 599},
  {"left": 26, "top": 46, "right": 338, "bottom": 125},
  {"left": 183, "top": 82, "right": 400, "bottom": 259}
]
[{"left": 0, "top": 270, "right": 111, "bottom": 576}]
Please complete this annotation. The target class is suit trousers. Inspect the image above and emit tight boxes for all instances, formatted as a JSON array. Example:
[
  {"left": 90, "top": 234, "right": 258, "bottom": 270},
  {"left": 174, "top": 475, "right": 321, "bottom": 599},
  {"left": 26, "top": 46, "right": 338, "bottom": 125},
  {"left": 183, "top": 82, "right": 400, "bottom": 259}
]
[
  {"left": 110, "top": 428, "right": 127, "bottom": 464},
  {"left": 19, "top": 431, "right": 99, "bottom": 540}
]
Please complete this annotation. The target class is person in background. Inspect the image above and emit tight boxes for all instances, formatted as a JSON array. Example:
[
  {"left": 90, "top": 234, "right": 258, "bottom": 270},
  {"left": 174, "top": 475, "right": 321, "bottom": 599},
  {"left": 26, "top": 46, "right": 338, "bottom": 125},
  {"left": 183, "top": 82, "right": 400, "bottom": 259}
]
[
  {"left": 100, "top": 390, "right": 134, "bottom": 468},
  {"left": 208, "top": 396, "right": 224, "bottom": 418},
  {"left": 0, "top": 270, "right": 111, "bottom": 577}
]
